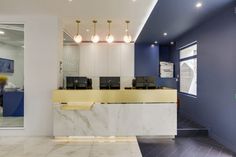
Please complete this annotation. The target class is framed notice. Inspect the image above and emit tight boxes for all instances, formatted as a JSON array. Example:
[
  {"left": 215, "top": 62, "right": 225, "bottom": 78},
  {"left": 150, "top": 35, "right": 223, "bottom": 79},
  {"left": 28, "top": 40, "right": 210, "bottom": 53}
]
[{"left": 0, "top": 58, "right": 14, "bottom": 73}]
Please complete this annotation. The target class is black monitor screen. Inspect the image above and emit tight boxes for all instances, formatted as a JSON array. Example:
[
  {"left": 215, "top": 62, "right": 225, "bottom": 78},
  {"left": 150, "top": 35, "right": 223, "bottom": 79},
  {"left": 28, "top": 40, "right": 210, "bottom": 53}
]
[
  {"left": 134, "top": 76, "right": 156, "bottom": 89},
  {"left": 100, "top": 77, "right": 120, "bottom": 89},
  {"left": 66, "top": 77, "right": 88, "bottom": 89}
]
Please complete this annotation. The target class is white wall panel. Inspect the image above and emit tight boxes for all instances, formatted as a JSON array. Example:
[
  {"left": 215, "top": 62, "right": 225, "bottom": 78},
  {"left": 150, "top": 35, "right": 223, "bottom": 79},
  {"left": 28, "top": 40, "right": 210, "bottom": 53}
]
[
  {"left": 107, "top": 44, "right": 121, "bottom": 76},
  {"left": 121, "top": 43, "right": 134, "bottom": 76},
  {"left": 93, "top": 44, "right": 108, "bottom": 76},
  {"left": 63, "top": 45, "right": 79, "bottom": 77},
  {"left": 79, "top": 43, "right": 95, "bottom": 76},
  {"left": 78, "top": 43, "right": 134, "bottom": 77}
]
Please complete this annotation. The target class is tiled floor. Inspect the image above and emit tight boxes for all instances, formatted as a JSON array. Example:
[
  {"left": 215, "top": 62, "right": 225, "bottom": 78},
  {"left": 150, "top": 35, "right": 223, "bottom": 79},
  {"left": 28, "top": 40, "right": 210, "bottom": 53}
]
[
  {"left": 138, "top": 137, "right": 236, "bottom": 157},
  {"left": 0, "top": 108, "right": 24, "bottom": 127},
  {"left": 0, "top": 137, "right": 142, "bottom": 157}
]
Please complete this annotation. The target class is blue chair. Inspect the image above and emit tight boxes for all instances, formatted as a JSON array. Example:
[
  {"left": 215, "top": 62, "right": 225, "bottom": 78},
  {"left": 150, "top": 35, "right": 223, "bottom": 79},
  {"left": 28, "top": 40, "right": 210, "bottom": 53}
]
[{"left": 3, "top": 91, "right": 24, "bottom": 117}]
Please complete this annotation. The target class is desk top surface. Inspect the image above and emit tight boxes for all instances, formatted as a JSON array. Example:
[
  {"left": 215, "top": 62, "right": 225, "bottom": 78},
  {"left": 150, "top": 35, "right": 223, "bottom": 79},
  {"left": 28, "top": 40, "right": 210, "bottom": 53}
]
[{"left": 53, "top": 89, "right": 177, "bottom": 103}]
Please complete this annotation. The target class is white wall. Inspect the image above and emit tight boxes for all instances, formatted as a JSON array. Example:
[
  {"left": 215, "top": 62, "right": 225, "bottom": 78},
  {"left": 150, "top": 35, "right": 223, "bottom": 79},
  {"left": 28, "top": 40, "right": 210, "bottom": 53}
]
[
  {"left": 0, "top": 16, "right": 61, "bottom": 136},
  {"left": 63, "top": 46, "right": 80, "bottom": 77},
  {"left": 0, "top": 43, "right": 24, "bottom": 88},
  {"left": 63, "top": 43, "right": 134, "bottom": 89}
]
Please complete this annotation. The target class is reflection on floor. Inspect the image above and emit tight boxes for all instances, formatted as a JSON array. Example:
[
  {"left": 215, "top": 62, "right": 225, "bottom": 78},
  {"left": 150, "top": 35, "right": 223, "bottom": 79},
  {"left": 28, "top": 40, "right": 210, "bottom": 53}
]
[
  {"left": 0, "top": 137, "right": 142, "bottom": 157},
  {"left": 138, "top": 137, "right": 236, "bottom": 157},
  {"left": 0, "top": 107, "right": 23, "bottom": 127}
]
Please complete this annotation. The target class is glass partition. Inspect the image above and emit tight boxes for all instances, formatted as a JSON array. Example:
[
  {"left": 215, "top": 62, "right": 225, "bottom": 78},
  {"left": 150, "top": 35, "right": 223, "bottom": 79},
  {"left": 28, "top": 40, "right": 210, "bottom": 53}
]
[{"left": 0, "top": 24, "right": 24, "bottom": 128}]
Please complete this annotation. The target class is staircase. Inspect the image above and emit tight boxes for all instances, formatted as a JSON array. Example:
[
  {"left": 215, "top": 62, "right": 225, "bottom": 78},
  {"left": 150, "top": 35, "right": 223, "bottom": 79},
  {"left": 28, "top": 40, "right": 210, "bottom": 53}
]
[{"left": 177, "top": 115, "right": 208, "bottom": 137}]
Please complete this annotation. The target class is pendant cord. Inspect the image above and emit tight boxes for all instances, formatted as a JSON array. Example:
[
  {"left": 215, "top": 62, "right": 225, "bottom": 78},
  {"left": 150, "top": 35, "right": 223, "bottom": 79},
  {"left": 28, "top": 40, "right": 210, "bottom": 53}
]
[{"left": 76, "top": 20, "right": 80, "bottom": 35}]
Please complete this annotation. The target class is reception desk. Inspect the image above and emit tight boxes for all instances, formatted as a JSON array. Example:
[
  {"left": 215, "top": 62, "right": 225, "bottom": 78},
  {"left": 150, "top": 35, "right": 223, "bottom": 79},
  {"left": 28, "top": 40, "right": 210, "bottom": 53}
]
[{"left": 52, "top": 89, "right": 177, "bottom": 138}]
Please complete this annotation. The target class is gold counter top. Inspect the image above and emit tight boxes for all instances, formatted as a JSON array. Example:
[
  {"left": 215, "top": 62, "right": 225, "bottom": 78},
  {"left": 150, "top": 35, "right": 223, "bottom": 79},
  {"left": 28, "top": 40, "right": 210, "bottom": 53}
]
[{"left": 52, "top": 89, "right": 177, "bottom": 104}]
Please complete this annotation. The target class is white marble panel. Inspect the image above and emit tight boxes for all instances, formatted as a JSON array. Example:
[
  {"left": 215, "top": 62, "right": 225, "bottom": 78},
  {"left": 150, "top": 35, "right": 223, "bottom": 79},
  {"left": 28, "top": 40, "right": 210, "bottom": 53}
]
[{"left": 54, "top": 103, "right": 177, "bottom": 137}]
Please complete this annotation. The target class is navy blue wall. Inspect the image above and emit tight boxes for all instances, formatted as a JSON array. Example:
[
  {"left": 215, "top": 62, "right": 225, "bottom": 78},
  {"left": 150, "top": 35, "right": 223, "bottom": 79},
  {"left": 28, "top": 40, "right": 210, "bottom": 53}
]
[
  {"left": 134, "top": 43, "right": 159, "bottom": 77},
  {"left": 175, "top": 3, "right": 236, "bottom": 152},
  {"left": 158, "top": 45, "right": 178, "bottom": 89},
  {"left": 159, "top": 45, "right": 172, "bottom": 62},
  {"left": 134, "top": 43, "right": 178, "bottom": 89}
]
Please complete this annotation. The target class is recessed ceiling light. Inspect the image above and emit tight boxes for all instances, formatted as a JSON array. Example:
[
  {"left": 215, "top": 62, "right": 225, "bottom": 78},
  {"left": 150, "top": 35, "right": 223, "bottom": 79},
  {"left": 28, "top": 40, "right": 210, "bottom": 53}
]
[
  {"left": 163, "top": 32, "right": 168, "bottom": 36},
  {"left": 132, "top": 0, "right": 136, "bottom": 2},
  {"left": 0, "top": 31, "right": 5, "bottom": 35},
  {"left": 68, "top": 0, "right": 72, "bottom": 2},
  {"left": 170, "top": 41, "right": 174, "bottom": 45},
  {"left": 151, "top": 44, "right": 155, "bottom": 47},
  {"left": 86, "top": 29, "right": 90, "bottom": 32},
  {"left": 196, "top": 2, "right": 202, "bottom": 8},
  {"left": 154, "top": 41, "right": 158, "bottom": 44}
]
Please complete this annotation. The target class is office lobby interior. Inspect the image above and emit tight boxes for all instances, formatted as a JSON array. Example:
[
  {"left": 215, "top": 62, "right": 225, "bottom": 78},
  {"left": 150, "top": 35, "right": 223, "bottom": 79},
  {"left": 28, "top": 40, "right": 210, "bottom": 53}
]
[{"left": 0, "top": 0, "right": 236, "bottom": 156}]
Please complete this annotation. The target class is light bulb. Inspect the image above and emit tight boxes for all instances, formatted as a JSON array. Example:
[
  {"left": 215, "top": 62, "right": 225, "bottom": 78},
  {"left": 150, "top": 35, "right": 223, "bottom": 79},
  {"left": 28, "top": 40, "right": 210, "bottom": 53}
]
[
  {"left": 74, "top": 34, "right": 82, "bottom": 43},
  {"left": 91, "top": 34, "right": 100, "bottom": 43},
  {"left": 123, "top": 35, "right": 132, "bottom": 43},
  {"left": 106, "top": 35, "right": 114, "bottom": 43},
  {"left": 196, "top": 2, "right": 202, "bottom": 8}
]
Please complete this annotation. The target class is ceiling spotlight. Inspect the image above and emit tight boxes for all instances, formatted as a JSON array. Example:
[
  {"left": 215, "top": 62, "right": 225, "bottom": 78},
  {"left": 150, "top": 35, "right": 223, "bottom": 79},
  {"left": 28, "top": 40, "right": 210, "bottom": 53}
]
[
  {"left": 163, "top": 32, "right": 168, "bottom": 36},
  {"left": 132, "top": 0, "right": 136, "bottom": 2},
  {"left": 123, "top": 21, "right": 132, "bottom": 43},
  {"left": 196, "top": 2, "right": 202, "bottom": 8},
  {"left": 0, "top": 31, "right": 5, "bottom": 35},
  {"left": 86, "top": 29, "right": 90, "bottom": 32},
  {"left": 91, "top": 20, "right": 100, "bottom": 43},
  {"left": 74, "top": 20, "right": 82, "bottom": 43},
  {"left": 170, "top": 41, "right": 175, "bottom": 45},
  {"left": 68, "top": 0, "right": 72, "bottom": 2},
  {"left": 154, "top": 41, "right": 158, "bottom": 44},
  {"left": 106, "top": 20, "right": 114, "bottom": 43},
  {"left": 151, "top": 44, "right": 155, "bottom": 47}
]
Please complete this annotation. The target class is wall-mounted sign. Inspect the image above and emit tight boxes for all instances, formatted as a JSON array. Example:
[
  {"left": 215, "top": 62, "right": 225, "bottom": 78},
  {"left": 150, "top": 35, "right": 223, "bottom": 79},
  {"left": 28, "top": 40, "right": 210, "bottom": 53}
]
[{"left": 0, "top": 58, "right": 14, "bottom": 73}]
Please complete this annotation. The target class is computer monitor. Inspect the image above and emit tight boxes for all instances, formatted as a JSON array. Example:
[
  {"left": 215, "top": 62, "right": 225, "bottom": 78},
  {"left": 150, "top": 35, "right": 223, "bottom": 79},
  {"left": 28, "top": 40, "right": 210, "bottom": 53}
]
[
  {"left": 133, "top": 76, "right": 157, "bottom": 89},
  {"left": 66, "top": 77, "right": 90, "bottom": 89},
  {"left": 100, "top": 77, "right": 120, "bottom": 89}
]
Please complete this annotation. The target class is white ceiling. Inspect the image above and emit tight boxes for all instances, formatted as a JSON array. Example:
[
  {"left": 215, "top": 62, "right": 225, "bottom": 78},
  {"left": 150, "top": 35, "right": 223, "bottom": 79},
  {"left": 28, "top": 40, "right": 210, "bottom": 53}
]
[
  {"left": 0, "top": 24, "right": 24, "bottom": 47},
  {"left": 0, "top": 0, "right": 158, "bottom": 42}
]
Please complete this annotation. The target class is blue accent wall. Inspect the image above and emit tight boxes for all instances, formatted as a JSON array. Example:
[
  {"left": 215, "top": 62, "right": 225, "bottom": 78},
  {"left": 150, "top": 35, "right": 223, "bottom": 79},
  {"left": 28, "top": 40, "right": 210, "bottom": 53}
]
[
  {"left": 174, "top": 3, "right": 236, "bottom": 152},
  {"left": 134, "top": 43, "right": 178, "bottom": 89},
  {"left": 158, "top": 45, "right": 178, "bottom": 89},
  {"left": 134, "top": 43, "right": 159, "bottom": 77}
]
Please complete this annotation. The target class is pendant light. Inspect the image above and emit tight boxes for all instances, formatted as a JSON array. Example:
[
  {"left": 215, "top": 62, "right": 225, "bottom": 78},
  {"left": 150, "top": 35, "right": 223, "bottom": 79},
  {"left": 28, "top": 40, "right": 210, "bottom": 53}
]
[
  {"left": 91, "top": 20, "right": 100, "bottom": 43},
  {"left": 123, "top": 21, "right": 132, "bottom": 43},
  {"left": 74, "top": 20, "right": 82, "bottom": 43},
  {"left": 106, "top": 20, "right": 114, "bottom": 43}
]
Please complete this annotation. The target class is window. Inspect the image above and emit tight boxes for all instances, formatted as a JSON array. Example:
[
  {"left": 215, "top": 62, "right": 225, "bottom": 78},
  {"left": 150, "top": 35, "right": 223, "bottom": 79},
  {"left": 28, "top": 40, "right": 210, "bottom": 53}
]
[{"left": 180, "top": 43, "right": 197, "bottom": 96}]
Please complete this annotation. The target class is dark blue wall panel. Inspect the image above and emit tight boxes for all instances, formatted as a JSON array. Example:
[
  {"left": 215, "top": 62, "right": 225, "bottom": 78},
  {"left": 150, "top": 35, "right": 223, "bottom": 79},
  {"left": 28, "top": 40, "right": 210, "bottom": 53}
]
[
  {"left": 159, "top": 45, "right": 171, "bottom": 62},
  {"left": 158, "top": 45, "right": 178, "bottom": 89},
  {"left": 134, "top": 43, "right": 159, "bottom": 77},
  {"left": 175, "top": 3, "right": 236, "bottom": 152}
]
